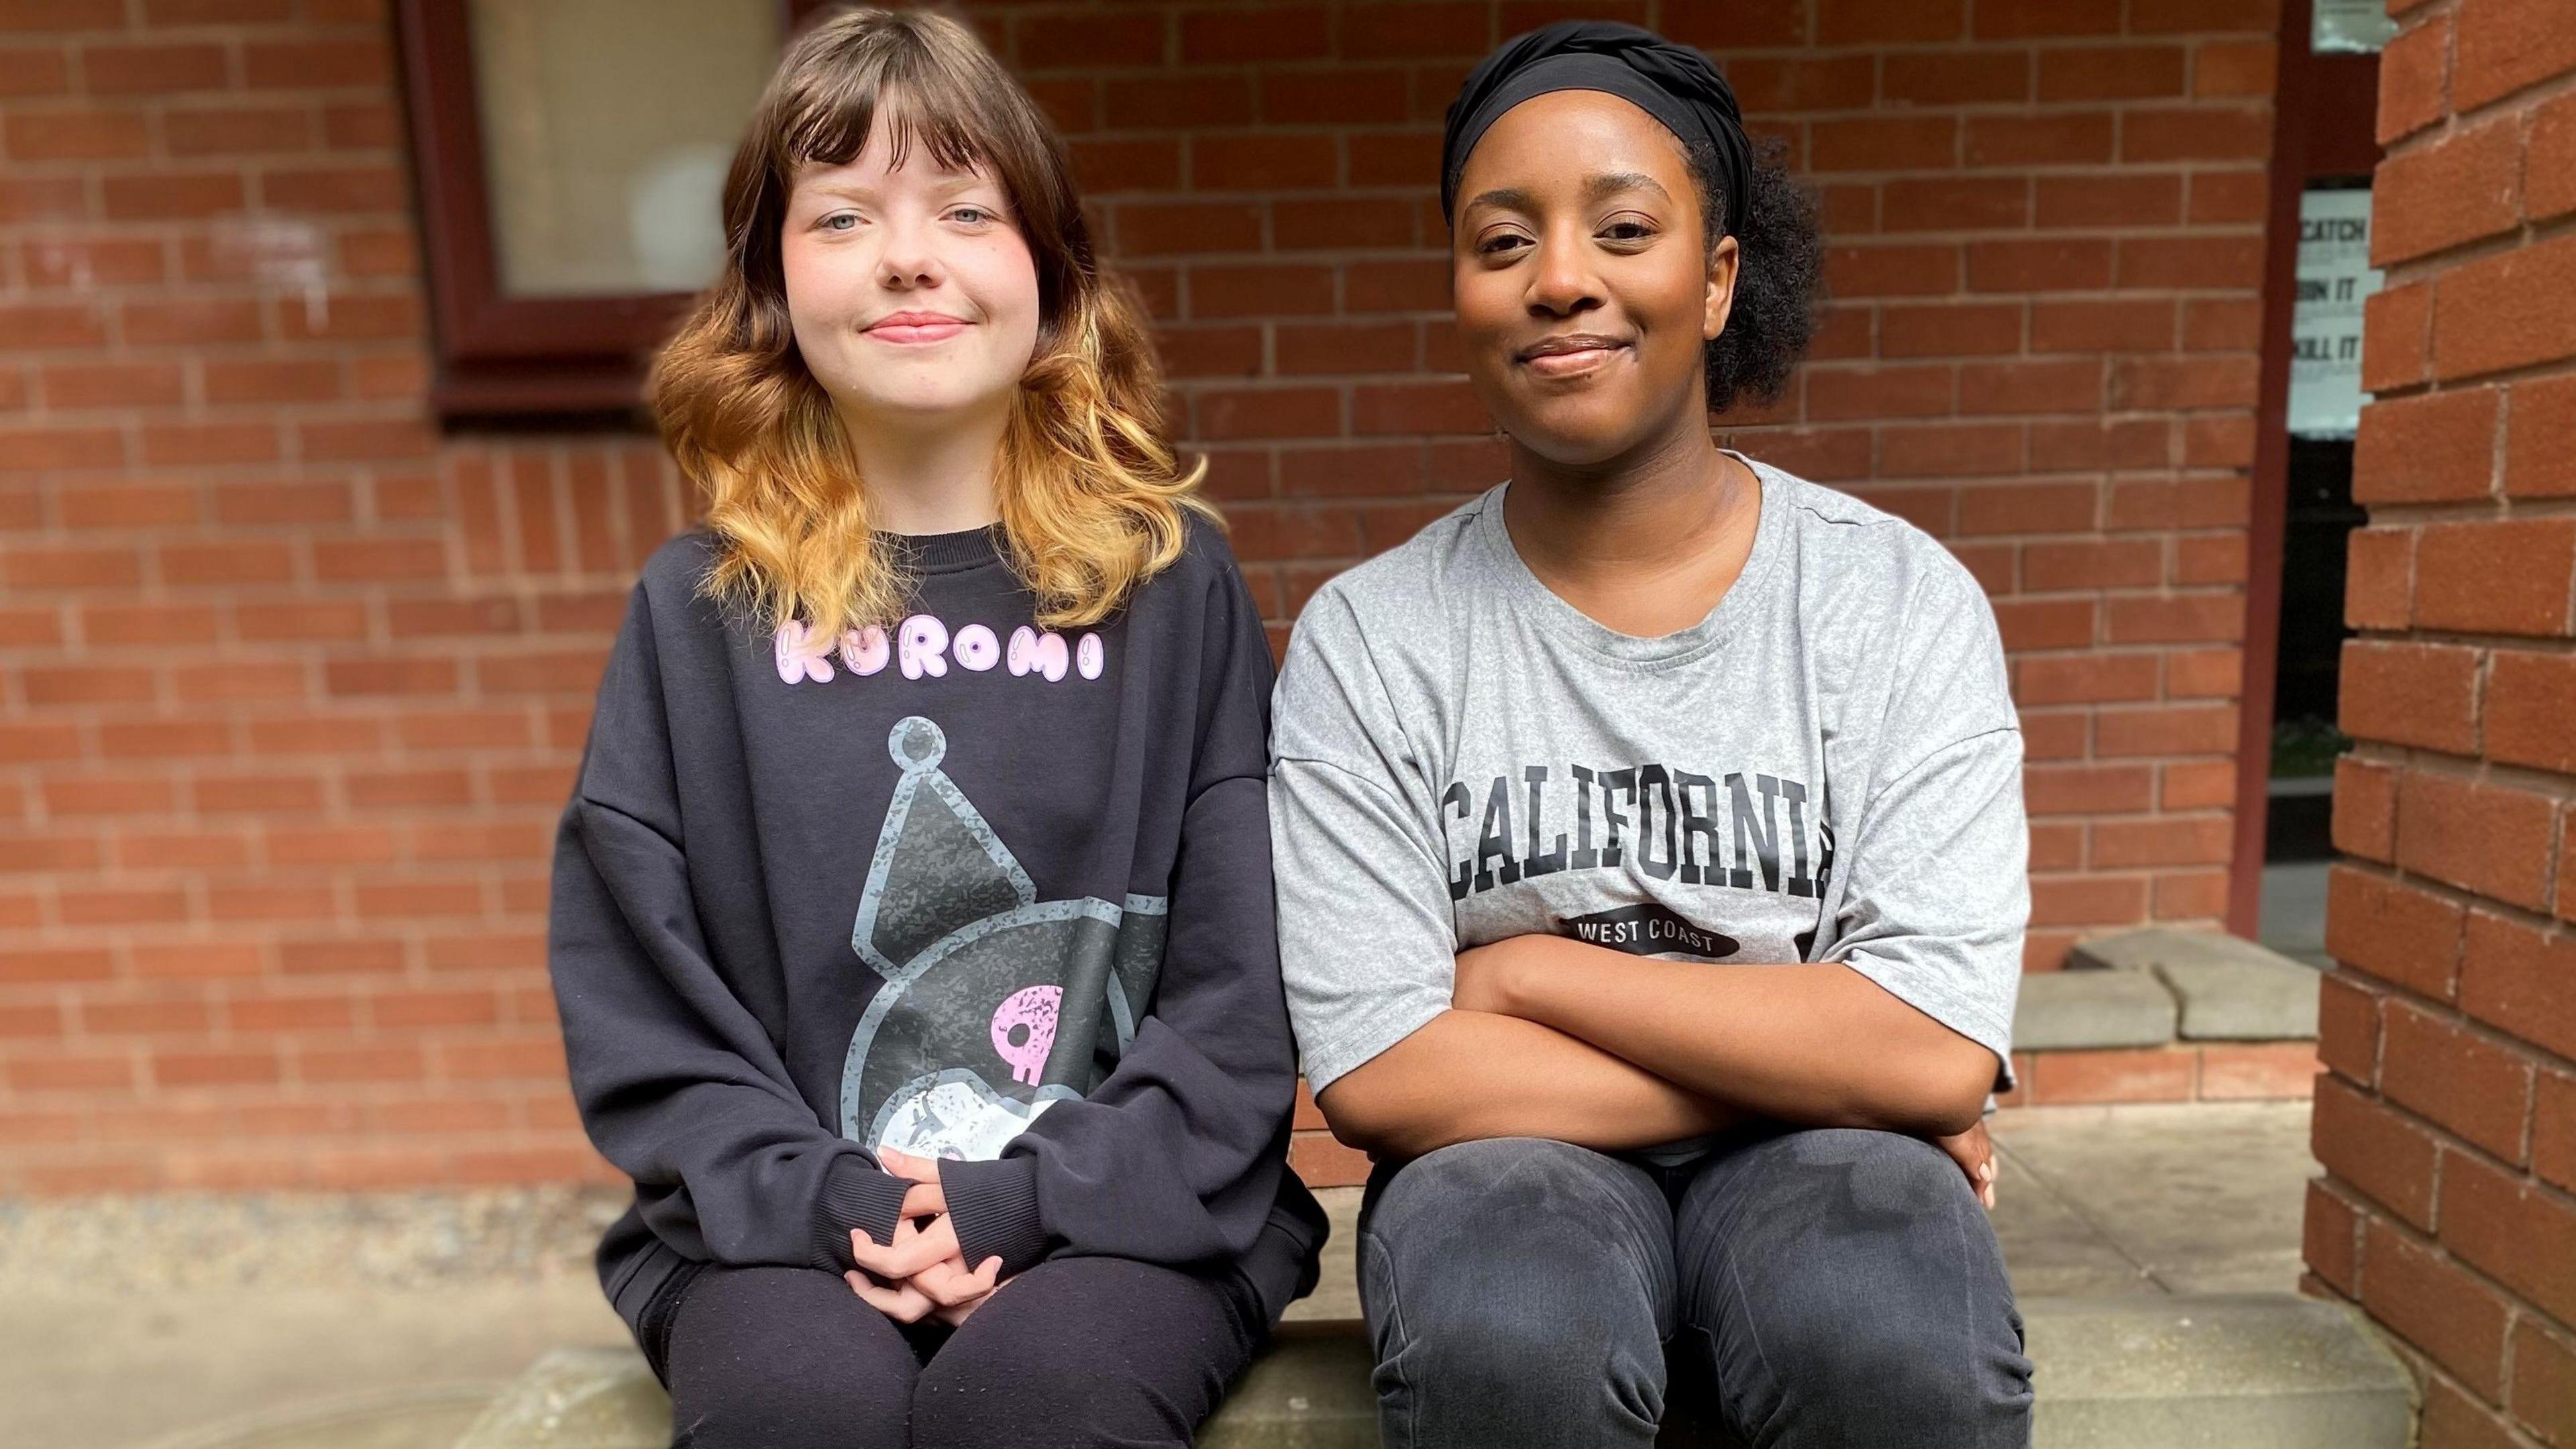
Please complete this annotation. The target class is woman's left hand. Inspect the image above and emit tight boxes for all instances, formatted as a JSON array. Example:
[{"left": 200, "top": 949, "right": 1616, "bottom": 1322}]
[
  {"left": 847, "top": 1269, "right": 937, "bottom": 1323},
  {"left": 913, "top": 1254, "right": 1009, "bottom": 1326},
  {"left": 866, "top": 1145, "right": 1010, "bottom": 1324},
  {"left": 871, "top": 1146, "right": 948, "bottom": 1222},
  {"left": 1934, "top": 1119, "right": 1998, "bottom": 1211},
  {"left": 877, "top": 1145, "right": 941, "bottom": 1185}
]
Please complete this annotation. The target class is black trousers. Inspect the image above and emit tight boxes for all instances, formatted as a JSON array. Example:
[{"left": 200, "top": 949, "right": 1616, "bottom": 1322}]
[{"left": 644, "top": 1255, "right": 1262, "bottom": 1449}]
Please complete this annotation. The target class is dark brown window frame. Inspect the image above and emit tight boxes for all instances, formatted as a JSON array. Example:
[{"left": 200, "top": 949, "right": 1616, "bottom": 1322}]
[
  {"left": 393, "top": 0, "right": 832, "bottom": 419},
  {"left": 2226, "top": 0, "right": 2382, "bottom": 934}
]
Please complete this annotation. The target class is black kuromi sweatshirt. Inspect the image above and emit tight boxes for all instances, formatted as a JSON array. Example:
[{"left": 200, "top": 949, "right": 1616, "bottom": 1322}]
[{"left": 546, "top": 519, "right": 1327, "bottom": 1350}]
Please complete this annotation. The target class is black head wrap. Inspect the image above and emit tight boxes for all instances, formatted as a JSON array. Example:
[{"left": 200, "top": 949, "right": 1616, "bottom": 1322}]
[{"left": 1440, "top": 21, "right": 1754, "bottom": 239}]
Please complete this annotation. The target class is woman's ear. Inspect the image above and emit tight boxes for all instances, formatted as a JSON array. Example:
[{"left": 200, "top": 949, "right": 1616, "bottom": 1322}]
[{"left": 1703, "top": 233, "right": 1741, "bottom": 343}]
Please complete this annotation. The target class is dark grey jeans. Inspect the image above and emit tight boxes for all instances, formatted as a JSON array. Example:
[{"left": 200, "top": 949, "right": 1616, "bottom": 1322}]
[{"left": 1356, "top": 1130, "right": 2033, "bottom": 1448}]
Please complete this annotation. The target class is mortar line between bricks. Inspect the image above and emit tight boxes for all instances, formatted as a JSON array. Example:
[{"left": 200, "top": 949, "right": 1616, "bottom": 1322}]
[
  {"left": 2336, "top": 1184, "right": 2576, "bottom": 1342},
  {"left": 2325, "top": 747, "right": 2576, "bottom": 802},
  {"left": 2342, "top": 627, "right": 2576, "bottom": 655},
  {"left": 2372, "top": 207, "right": 2576, "bottom": 286},
  {"left": 2343, "top": 498, "right": 2576, "bottom": 528},
  {"left": 2324, "top": 974, "right": 2576, "bottom": 1083}
]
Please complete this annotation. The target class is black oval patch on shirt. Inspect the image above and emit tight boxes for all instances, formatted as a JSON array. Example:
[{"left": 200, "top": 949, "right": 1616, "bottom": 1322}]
[{"left": 1556, "top": 904, "right": 1740, "bottom": 959}]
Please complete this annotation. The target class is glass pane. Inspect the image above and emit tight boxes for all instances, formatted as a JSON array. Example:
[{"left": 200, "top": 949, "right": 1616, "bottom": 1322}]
[
  {"left": 2312, "top": 0, "right": 2397, "bottom": 54},
  {"left": 472, "top": 0, "right": 781, "bottom": 297}
]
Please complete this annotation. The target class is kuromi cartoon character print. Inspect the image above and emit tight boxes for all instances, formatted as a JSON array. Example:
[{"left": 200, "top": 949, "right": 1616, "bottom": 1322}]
[{"left": 839, "top": 715, "right": 1165, "bottom": 1163}]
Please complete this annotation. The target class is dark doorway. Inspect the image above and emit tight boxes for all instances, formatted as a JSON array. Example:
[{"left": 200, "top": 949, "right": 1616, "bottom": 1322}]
[{"left": 2265, "top": 431, "right": 2363, "bottom": 864}]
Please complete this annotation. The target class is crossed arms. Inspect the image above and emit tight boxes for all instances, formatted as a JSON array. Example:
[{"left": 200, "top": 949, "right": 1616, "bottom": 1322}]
[{"left": 1316, "top": 934, "right": 2000, "bottom": 1162}]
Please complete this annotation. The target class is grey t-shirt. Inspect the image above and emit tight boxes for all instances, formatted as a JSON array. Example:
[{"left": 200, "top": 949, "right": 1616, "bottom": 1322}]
[{"left": 1269, "top": 453, "right": 2027, "bottom": 1161}]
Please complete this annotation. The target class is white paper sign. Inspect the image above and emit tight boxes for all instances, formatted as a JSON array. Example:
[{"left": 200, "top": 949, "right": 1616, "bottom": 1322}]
[{"left": 2289, "top": 188, "right": 2381, "bottom": 439}]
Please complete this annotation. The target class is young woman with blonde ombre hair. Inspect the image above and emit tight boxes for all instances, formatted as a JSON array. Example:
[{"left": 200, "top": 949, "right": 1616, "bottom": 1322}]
[{"left": 544, "top": 11, "right": 1324, "bottom": 1447}]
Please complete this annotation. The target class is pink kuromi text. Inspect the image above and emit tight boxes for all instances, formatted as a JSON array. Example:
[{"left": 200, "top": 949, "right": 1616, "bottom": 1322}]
[{"left": 772, "top": 616, "right": 1107, "bottom": 686}]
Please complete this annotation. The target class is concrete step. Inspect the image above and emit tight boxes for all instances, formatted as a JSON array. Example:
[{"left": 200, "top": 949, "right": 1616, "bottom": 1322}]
[
  {"left": 2029, "top": 927, "right": 2322, "bottom": 1051},
  {"left": 439, "top": 1294, "right": 2412, "bottom": 1449},
  {"left": 2004, "top": 932, "right": 2324, "bottom": 1112},
  {"left": 2023, "top": 1296, "right": 2414, "bottom": 1448}
]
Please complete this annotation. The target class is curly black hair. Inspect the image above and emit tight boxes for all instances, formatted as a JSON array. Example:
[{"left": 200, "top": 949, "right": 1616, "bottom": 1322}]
[{"left": 1688, "top": 133, "right": 1825, "bottom": 415}]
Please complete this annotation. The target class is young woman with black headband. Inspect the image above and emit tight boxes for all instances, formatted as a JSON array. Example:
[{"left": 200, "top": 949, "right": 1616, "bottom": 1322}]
[{"left": 1271, "top": 21, "right": 2034, "bottom": 1448}]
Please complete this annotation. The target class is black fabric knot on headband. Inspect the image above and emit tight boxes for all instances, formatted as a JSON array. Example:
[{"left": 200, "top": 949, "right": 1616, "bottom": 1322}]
[{"left": 1440, "top": 20, "right": 1754, "bottom": 241}]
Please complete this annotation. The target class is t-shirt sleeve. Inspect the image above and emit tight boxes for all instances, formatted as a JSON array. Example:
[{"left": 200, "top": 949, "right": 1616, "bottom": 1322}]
[
  {"left": 1825, "top": 556, "right": 2029, "bottom": 1089},
  {"left": 1268, "top": 586, "right": 1459, "bottom": 1097}
]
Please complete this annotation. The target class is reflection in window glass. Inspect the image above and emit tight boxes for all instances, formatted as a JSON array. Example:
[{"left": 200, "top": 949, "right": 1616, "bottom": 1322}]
[
  {"left": 2312, "top": 0, "right": 2396, "bottom": 54},
  {"left": 471, "top": 0, "right": 780, "bottom": 297}
]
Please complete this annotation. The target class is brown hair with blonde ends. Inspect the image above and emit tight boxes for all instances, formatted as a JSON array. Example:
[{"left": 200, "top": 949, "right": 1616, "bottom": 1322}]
[{"left": 651, "top": 7, "right": 1212, "bottom": 641}]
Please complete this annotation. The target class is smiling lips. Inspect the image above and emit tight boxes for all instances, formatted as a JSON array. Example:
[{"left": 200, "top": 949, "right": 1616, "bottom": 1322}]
[
  {"left": 865, "top": 311, "right": 970, "bottom": 345},
  {"left": 1518, "top": 332, "right": 1631, "bottom": 377}
]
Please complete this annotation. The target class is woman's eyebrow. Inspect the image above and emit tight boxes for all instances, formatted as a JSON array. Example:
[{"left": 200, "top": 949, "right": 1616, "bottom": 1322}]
[
  {"left": 1462, "top": 172, "right": 1671, "bottom": 217},
  {"left": 795, "top": 172, "right": 994, "bottom": 204},
  {"left": 1583, "top": 170, "right": 1670, "bottom": 203}
]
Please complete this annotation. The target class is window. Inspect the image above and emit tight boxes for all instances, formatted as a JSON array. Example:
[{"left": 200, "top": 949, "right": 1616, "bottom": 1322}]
[{"left": 396, "top": 0, "right": 829, "bottom": 417}]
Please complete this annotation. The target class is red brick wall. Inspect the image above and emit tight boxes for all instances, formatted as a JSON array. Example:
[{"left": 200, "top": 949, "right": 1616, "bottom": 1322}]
[
  {"left": 0, "top": 0, "right": 2279, "bottom": 1195},
  {"left": 2304, "top": 1, "right": 2576, "bottom": 1444}
]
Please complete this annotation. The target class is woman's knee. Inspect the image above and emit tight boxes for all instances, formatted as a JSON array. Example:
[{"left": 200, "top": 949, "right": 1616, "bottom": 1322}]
[
  {"left": 1688, "top": 1127, "right": 1986, "bottom": 1258},
  {"left": 1692, "top": 1131, "right": 2029, "bottom": 1442},
  {"left": 1383, "top": 1279, "right": 1661, "bottom": 1413},
  {"left": 1786, "top": 1126, "right": 1980, "bottom": 1212},
  {"left": 908, "top": 1258, "right": 1249, "bottom": 1449},
  {"left": 1365, "top": 1138, "right": 1672, "bottom": 1293},
  {"left": 1758, "top": 1280, "right": 2025, "bottom": 1403},
  {"left": 1754, "top": 1297, "right": 2031, "bottom": 1447},
  {"left": 1362, "top": 1142, "right": 1672, "bottom": 1442},
  {"left": 1372, "top": 1136, "right": 1638, "bottom": 1224},
  {"left": 663, "top": 1266, "right": 914, "bottom": 1449},
  {"left": 912, "top": 1352, "right": 1142, "bottom": 1449}
]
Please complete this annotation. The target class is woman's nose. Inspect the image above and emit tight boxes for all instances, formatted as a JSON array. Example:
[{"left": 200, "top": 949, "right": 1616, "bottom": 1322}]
[
  {"left": 877, "top": 220, "right": 947, "bottom": 290},
  {"left": 1525, "top": 231, "right": 1600, "bottom": 317}
]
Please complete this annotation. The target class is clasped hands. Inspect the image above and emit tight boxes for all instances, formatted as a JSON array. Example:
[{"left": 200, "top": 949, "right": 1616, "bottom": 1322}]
[{"left": 843, "top": 1146, "right": 1010, "bottom": 1326}]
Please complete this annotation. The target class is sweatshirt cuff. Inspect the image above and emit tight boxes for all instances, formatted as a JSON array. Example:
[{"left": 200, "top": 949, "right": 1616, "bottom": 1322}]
[
  {"left": 810, "top": 1154, "right": 914, "bottom": 1273},
  {"left": 938, "top": 1155, "right": 1048, "bottom": 1279}
]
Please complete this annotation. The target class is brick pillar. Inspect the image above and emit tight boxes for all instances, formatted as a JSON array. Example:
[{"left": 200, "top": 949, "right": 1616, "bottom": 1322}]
[{"left": 2304, "top": 2, "right": 2576, "bottom": 1445}]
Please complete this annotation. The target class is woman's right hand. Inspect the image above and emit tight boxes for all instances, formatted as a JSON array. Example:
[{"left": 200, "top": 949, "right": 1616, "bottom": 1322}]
[
  {"left": 912, "top": 1254, "right": 1007, "bottom": 1326},
  {"left": 849, "top": 1210, "right": 965, "bottom": 1281},
  {"left": 847, "top": 1253, "right": 1006, "bottom": 1324},
  {"left": 850, "top": 1148, "right": 1005, "bottom": 1324},
  {"left": 1934, "top": 1118, "right": 1998, "bottom": 1210}
]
